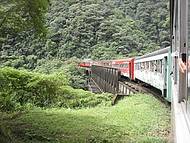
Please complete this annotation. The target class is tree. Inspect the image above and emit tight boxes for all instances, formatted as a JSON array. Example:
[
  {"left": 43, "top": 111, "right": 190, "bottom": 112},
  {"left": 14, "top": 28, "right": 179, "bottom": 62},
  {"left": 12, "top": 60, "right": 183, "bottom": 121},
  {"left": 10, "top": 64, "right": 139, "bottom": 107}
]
[{"left": 0, "top": 0, "right": 49, "bottom": 37}]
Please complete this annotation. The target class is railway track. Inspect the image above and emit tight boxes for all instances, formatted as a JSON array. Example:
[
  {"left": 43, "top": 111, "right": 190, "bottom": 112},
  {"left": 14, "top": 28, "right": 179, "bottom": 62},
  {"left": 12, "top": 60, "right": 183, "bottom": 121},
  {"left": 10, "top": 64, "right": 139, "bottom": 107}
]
[
  {"left": 88, "top": 76, "right": 170, "bottom": 106},
  {"left": 117, "top": 78, "right": 171, "bottom": 107}
]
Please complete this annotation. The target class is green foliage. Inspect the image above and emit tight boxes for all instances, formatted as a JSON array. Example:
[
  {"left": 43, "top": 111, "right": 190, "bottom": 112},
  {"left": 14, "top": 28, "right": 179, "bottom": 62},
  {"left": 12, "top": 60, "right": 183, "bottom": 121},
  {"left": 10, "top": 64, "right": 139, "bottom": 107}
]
[
  {"left": 45, "top": 0, "right": 169, "bottom": 58},
  {"left": 61, "top": 59, "right": 87, "bottom": 89},
  {"left": 0, "top": 0, "right": 49, "bottom": 36},
  {"left": 57, "top": 86, "right": 112, "bottom": 108},
  {"left": 0, "top": 0, "right": 170, "bottom": 68},
  {"left": 0, "top": 67, "right": 112, "bottom": 111},
  {"left": 0, "top": 94, "right": 170, "bottom": 143},
  {"left": 0, "top": 0, "right": 49, "bottom": 70},
  {"left": 34, "top": 58, "right": 87, "bottom": 89}
]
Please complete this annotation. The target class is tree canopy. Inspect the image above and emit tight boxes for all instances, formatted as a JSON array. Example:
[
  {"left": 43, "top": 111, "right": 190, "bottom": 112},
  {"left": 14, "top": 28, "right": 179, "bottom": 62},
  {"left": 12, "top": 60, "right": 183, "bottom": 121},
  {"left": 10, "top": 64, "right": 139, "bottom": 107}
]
[
  {"left": 0, "top": 0, "right": 170, "bottom": 69},
  {"left": 0, "top": 0, "right": 49, "bottom": 36}
]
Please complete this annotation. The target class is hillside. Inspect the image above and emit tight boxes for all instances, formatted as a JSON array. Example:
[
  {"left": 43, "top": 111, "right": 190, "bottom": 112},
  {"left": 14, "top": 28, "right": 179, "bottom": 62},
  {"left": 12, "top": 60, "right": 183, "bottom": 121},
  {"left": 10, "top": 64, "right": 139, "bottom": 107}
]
[{"left": 0, "top": 0, "right": 169, "bottom": 69}]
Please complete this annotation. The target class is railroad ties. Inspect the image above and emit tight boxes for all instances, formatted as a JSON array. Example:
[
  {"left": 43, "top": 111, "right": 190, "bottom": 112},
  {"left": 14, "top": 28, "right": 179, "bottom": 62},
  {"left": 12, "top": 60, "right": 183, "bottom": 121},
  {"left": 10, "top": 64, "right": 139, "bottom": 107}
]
[{"left": 90, "top": 65, "right": 137, "bottom": 104}]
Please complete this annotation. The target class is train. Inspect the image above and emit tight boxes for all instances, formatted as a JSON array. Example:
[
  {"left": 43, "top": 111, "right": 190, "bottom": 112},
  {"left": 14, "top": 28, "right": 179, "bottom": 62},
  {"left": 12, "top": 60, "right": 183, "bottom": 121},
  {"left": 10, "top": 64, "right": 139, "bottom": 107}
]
[{"left": 79, "top": 47, "right": 171, "bottom": 101}]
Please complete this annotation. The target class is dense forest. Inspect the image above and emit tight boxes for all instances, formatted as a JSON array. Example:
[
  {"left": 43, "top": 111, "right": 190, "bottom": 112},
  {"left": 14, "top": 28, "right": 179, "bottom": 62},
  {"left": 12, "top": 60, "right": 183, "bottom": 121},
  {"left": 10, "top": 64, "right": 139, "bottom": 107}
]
[{"left": 0, "top": 0, "right": 170, "bottom": 70}]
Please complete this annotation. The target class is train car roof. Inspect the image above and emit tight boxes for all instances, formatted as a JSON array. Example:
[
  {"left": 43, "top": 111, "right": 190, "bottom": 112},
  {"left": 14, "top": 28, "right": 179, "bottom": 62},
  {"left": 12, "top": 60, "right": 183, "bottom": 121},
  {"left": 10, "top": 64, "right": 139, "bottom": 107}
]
[
  {"left": 93, "top": 58, "right": 134, "bottom": 63},
  {"left": 135, "top": 47, "right": 170, "bottom": 61}
]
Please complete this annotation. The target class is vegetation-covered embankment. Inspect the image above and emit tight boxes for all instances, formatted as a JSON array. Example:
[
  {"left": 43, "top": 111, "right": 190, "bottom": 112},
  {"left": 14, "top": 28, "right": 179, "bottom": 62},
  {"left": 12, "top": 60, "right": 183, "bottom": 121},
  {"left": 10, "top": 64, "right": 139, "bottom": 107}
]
[
  {"left": 0, "top": 67, "right": 112, "bottom": 112},
  {"left": 0, "top": 95, "right": 170, "bottom": 143},
  {"left": 0, "top": 67, "right": 170, "bottom": 143}
]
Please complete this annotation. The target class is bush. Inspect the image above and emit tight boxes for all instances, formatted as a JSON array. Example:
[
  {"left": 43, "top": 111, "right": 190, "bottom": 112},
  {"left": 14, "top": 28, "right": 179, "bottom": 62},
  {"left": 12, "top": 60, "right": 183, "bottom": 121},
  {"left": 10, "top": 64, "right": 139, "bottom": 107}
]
[
  {"left": 0, "top": 67, "right": 112, "bottom": 111},
  {"left": 0, "top": 67, "right": 68, "bottom": 110},
  {"left": 55, "top": 86, "right": 112, "bottom": 108},
  {"left": 0, "top": 93, "right": 16, "bottom": 112}
]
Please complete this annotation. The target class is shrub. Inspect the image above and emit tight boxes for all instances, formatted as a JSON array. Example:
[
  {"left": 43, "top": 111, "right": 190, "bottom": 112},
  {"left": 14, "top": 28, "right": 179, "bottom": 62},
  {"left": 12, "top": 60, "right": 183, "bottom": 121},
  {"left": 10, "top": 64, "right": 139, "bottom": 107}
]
[
  {"left": 0, "top": 67, "right": 68, "bottom": 110},
  {"left": 55, "top": 86, "right": 112, "bottom": 108},
  {"left": 0, "top": 67, "right": 112, "bottom": 111}
]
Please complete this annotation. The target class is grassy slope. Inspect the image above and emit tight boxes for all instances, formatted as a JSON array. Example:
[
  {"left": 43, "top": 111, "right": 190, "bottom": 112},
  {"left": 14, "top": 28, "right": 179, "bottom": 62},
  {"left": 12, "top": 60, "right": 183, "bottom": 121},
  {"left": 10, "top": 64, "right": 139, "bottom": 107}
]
[{"left": 0, "top": 94, "right": 170, "bottom": 143}]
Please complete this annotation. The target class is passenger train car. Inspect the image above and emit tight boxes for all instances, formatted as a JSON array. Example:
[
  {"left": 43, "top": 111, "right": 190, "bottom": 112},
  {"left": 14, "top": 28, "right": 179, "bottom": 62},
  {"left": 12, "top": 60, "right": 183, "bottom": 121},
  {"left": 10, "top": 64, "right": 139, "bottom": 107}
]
[
  {"left": 79, "top": 58, "right": 135, "bottom": 80},
  {"left": 134, "top": 47, "right": 172, "bottom": 102},
  {"left": 110, "top": 58, "right": 134, "bottom": 80},
  {"left": 79, "top": 62, "right": 92, "bottom": 68}
]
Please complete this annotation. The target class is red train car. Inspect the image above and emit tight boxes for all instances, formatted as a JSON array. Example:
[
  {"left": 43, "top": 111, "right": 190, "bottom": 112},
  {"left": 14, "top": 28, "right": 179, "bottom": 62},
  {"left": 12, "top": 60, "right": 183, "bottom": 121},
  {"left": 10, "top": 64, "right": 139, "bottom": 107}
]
[
  {"left": 111, "top": 58, "right": 134, "bottom": 80},
  {"left": 78, "top": 61, "right": 92, "bottom": 68},
  {"left": 79, "top": 58, "right": 135, "bottom": 80}
]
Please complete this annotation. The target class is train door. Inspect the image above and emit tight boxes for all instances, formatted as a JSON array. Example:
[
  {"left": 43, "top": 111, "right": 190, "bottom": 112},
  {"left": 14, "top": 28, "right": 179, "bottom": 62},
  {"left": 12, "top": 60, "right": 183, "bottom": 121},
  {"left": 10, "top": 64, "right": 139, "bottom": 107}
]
[
  {"left": 130, "top": 59, "right": 134, "bottom": 80},
  {"left": 167, "top": 49, "right": 172, "bottom": 101},
  {"left": 163, "top": 57, "right": 168, "bottom": 98},
  {"left": 129, "top": 62, "right": 132, "bottom": 80},
  {"left": 163, "top": 49, "right": 172, "bottom": 102}
]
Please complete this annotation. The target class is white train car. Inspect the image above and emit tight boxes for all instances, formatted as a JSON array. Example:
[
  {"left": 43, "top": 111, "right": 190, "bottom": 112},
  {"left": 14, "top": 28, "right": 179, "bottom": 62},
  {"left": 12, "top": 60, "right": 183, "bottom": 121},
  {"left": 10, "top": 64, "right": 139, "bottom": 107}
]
[{"left": 134, "top": 47, "right": 171, "bottom": 101}]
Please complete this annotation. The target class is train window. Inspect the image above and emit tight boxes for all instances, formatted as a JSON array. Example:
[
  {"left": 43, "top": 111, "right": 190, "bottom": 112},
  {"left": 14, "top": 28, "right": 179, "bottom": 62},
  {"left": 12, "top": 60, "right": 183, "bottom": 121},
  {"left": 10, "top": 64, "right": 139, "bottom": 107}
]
[
  {"left": 157, "top": 60, "right": 162, "bottom": 73},
  {"left": 136, "top": 63, "right": 140, "bottom": 70},
  {"left": 144, "top": 62, "right": 146, "bottom": 70},
  {"left": 150, "top": 61, "right": 154, "bottom": 72},
  {"left": 122, "top": 64, "right": 128, "bottom": 68},
  {"left": 160, "top": 60, "right": 163, "bottom": 73},
  {"left": 141, "top": 62, "right": 144, "bottom": 70},
  {"left": 154, "top": 61, "right": 157, "bottom": 72},
  {"left": 142, "top": 62, "right": 144, "bottom": 70},
  {"left": 140, "top": 63, "right": 143, "bottom": 70},
  {"left": 143, "top": 62, "right": 145, "bottom": 70},
  {"left": 146, "top": 62, "right": 149, "bottom": 70},
  {"left": 145, "top": 62, "right": 147, "bottom": 70},
  {"left": 135, "top": 64, "right": 137, "bottom": 70},
  {"left": 156, "top": 60, "right": 159, "bottom": 72}
]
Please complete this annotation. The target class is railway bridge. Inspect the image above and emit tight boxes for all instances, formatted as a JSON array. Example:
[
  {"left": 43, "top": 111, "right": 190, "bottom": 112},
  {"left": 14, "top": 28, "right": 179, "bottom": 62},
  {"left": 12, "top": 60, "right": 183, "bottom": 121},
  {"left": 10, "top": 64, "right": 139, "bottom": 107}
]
[
  {"left": 89, "top": 65, "right": 135, "bottom": 95},
  {"left": 83, "top": 64, "right": 149, "bottom": 104}
]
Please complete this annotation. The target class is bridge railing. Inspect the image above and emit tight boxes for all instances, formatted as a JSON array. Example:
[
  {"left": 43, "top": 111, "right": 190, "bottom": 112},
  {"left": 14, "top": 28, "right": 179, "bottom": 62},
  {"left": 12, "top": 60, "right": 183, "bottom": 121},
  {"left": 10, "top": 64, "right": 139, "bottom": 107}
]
[{"left": 91, "top": 65, "right": 121, "bottom": 95}]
